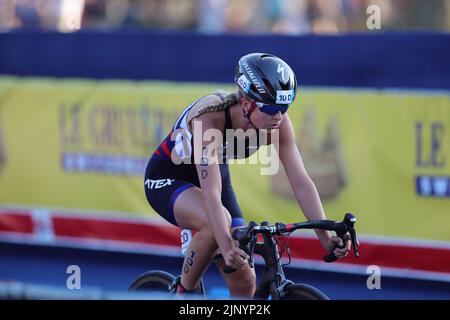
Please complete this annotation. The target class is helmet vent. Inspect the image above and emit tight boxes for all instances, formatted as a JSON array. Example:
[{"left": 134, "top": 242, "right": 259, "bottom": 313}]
[
  {"left": 279, "top": 79, "right": 290, "bottom": 90},
  {"left": 260, "top": 54, "right": 273, "bottom": 59},
  {"left": 262, "top": 78, "right": 276, "bottom": 97}
]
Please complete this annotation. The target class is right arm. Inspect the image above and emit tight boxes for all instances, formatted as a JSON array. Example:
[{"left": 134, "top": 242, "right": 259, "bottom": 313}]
[{"left": 192, "top": 114, "right": 248, "bottom": 270}]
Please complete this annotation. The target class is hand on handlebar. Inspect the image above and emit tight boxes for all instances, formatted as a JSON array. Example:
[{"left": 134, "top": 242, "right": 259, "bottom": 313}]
[
  {"left": 221, "top": 213, "right": 360, "bottom": 268},
  {"left": 322, "top": 213, "right": 360, "bottom": 262},
  {"left": 223, "top": 246, "right": 250, "bottom": 270},
  {"left": 326, "top": 235, "right": 352, "bottom": 259}
]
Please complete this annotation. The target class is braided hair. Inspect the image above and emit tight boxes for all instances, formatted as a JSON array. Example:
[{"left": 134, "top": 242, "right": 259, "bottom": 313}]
[{"left": 193, "top": 92, "right": 239, "bottom": 119}]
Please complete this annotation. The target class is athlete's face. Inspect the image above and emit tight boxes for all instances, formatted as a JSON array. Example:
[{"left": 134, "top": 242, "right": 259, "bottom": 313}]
[
  {"left": 241, "top": 98, "right": 284, "bottom": 130},
  {"left": 252, "top": 107, "right": 284, "bottom": 129}
]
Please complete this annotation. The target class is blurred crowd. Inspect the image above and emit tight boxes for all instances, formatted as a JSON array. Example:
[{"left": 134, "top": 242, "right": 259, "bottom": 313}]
[{"left": 1, "top": 0, "right": 450, "bottom": 33}]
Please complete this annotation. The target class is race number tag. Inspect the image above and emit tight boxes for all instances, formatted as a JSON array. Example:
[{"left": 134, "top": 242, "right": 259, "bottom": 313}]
[
  {"left": 237, "top": 74, "right": 251, "bottom": 93},
  {"left": 276, "top": 90, "right": 294, "bottom": 104},
  {"left": 180, "top": 229, "right": 193, "bottom": 256}
]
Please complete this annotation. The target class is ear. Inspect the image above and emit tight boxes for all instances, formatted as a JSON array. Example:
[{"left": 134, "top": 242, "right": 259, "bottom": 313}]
[
  {"left": 241, "top": 96, "right": 253, "bottom": 108},
  {"left": 242, "top": 104, "right": 250, "bottom": 117},
  {"left": 238, "top": 96, "right": 246, "bottom": 108}
]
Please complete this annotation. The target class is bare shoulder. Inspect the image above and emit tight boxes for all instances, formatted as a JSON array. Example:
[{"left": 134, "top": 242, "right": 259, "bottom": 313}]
[
  {"left": 190, "top": 93, "right": 226, "bottom": 131},
  {"left": 197, "top": 93, "right": 224, "bottom": 109},
  {"left": 276, "top": 113, "right": 296, "bottom": 147}
]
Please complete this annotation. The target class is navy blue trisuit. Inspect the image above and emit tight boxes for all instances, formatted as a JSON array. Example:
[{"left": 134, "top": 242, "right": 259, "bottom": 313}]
[{"left": 144, "top": 92, "right": 262, "bottom": 228}]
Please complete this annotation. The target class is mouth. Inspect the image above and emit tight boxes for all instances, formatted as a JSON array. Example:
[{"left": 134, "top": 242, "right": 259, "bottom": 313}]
[{"left": 269, "top": 122, "right": 281, "bottom": 129}]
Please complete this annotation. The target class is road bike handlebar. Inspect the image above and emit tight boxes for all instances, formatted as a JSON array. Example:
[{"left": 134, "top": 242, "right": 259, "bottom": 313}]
[{"left": 223, "top": 213, "right": 359, "bottom": 273}]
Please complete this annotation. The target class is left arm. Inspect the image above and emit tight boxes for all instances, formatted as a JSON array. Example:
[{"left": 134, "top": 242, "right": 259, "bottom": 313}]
[{"left": 275, "top": 115, "right": 350, "bottom": 256}]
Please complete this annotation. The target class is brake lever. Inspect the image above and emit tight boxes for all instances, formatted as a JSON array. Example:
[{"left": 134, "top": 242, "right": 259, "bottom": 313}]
[
  {"left": 349, "top": 226, "right": 359, "bottom": 257},
  {"left": 248, "top": 233, "right": 257, "bottom": 268},
  {"left": 345, "top": 213, "right": 359, "bottom": 257}
]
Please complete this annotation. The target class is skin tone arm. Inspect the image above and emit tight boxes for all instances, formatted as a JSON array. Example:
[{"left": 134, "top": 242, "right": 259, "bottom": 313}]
[
  {"left": 276, "top": 114, "right": 351, "bottom": 257},
  {"left": 192, "top": 115, "right": 249, "bottom": 269}
]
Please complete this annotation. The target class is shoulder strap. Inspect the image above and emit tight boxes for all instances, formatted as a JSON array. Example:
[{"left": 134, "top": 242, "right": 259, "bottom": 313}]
[{"left": 224, "top": 105, "right": 233, "bottom": 130}]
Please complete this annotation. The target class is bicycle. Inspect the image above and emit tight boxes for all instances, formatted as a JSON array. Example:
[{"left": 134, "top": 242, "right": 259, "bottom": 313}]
[{"left": 128, "top": 213, "right": 359, "bottom": 300}]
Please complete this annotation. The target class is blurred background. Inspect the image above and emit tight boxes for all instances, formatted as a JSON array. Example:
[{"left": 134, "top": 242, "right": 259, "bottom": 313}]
[
  {"left": 0, "top": 0, "right": 450, "bottom": 300},
  {"left": 1, "top": 0, "right": 450, "bottom": 33}
]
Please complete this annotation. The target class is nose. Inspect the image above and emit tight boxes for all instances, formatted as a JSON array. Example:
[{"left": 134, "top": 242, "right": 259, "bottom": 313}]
[{"left": 273, "top": 111, "right": 282, "bottom": 120}]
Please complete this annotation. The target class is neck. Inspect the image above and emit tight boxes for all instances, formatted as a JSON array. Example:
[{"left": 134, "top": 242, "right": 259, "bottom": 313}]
[
  {"left": 230, "top": 104, "right": 257, "bottom": 130},
  {"left": 228, "top": 103, "right": 239, "bottom": 130}
]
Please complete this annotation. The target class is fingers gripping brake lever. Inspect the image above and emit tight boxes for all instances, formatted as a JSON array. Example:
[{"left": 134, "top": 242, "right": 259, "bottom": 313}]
[
  {"left": 223, "top": 221, "right": 257, "bottom": 274},
  {"left": 323, "top": 213, "right": 359, "bottom": 263}
]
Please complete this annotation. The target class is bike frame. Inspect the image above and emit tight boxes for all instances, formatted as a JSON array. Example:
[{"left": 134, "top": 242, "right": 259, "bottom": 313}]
[{"left": 252, "top": 232, "right": 293, "bottom": 300}]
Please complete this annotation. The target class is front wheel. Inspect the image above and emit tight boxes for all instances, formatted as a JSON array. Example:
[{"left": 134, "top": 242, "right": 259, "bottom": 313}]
[
  {"left": 281, "top": 283, "right": 329, "bottom": 300},
  {"left": 128, "top": 270, "right": 176, "bottom": 294}
]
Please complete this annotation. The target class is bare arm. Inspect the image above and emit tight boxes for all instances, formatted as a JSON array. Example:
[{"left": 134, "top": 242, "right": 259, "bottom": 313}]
[
  {"left": 276, "top": 115, "right": 352, "bottom": 258},
  {"left": 276, "top": 115, "right": 332, "bottom": 249},
  {"left": 192, "top": 114, "right": 248, "bottom": 269}
]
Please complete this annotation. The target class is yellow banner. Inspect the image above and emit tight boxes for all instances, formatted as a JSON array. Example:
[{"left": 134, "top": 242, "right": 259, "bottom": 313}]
[
  {"left": 0, "top": 77, "right": 449, "bottom": 240},
  {"left": 263, "top": 89, "right": 450, "bottom": 240},
  {"left": 0, "top": 77, "right": 214, "bottom": 214}
]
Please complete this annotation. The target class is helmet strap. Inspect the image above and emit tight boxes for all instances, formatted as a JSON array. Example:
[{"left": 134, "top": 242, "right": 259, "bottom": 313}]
[{"left": 242, "top": 99, "right": 259, "bottom": 129}]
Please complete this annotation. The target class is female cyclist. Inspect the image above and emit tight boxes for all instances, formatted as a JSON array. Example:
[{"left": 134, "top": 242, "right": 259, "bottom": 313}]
[{"left": 144, "top": 53, "right": 351, "bottom": 297}]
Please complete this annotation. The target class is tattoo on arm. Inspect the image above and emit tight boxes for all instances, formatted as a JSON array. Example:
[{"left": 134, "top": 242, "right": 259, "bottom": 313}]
[
  {"left": 200, "top": 146, "right": 209, "bottom": 166},
  {"left": 200, "top": 146, "right": 209, "bottom": 179}
]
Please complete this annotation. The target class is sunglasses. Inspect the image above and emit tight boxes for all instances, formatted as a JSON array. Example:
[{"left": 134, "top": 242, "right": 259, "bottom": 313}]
[{"left": 255, "top": 102, "right": 289, "bottom": 115}]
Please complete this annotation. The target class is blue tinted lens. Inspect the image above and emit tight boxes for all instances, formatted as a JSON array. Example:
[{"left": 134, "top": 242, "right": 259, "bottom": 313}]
[{"left": 257, "top": 103, "right": 289, "bottom": 115}]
